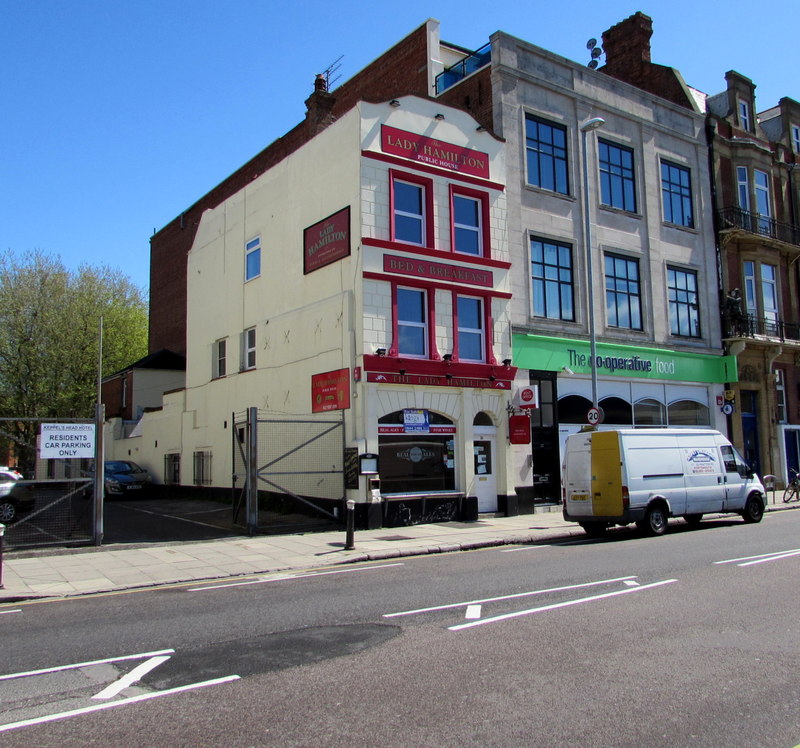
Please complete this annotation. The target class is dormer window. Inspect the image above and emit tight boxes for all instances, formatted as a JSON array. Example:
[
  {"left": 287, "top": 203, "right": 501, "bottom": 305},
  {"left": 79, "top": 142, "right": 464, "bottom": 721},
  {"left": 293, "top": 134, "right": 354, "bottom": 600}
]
[{"left": 738, "top": 100, "right": 751, "bottom": 131}]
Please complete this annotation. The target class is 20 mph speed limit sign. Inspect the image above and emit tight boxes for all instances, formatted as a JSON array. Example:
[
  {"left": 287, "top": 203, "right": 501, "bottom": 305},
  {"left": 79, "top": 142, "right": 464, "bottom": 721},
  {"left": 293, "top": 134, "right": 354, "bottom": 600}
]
[{"left": 587, "top": 407, "right": 604, "bottom": 426}]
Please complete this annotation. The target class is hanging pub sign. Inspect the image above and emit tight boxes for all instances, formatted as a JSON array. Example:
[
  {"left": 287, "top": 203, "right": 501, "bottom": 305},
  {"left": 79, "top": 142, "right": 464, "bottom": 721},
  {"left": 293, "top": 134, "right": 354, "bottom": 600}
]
[
  {"left": 381, "top": 125, "right": 490, "bottom": 179},
  {"left": 304, "top": 206, "right": 350, "bottom": 274},
  {"left": 311, "top": 368, "right": 351, "bottom": 413}
]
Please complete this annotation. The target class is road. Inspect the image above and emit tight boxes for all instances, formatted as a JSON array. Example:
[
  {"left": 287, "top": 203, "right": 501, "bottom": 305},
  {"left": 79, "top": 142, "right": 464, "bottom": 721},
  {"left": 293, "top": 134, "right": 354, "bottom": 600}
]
[{"left": 1, "top": 511, "right": 799, "bottom": 746}]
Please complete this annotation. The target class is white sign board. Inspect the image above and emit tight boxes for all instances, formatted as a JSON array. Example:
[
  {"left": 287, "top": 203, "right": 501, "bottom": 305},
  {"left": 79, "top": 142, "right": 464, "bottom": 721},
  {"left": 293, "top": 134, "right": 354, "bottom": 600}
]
[{"left": 40, "top": 423, "right": 96, "bottom": 459}]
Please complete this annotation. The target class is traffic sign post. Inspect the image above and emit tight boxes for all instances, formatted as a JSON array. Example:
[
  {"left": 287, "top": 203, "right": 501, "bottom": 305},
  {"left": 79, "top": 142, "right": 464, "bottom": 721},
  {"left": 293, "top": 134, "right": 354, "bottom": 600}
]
[{"left": 587, "top": 406, "right": 604, "bottom": 426}]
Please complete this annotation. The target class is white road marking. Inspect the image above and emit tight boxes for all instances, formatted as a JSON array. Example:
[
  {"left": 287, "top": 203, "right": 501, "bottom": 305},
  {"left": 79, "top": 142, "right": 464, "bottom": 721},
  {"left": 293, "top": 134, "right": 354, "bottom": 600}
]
[
  {"left": 92, "top": 655, "right": 172, "bottom": 700},
  {"left": 383, "top": 576, "right": 638, "bottom": 618},
  {"left": 0, "top": 609, "right": 22, "bottom": 616},
  {"left": 623, "top": 580, "right": 640, "bottom": 587},
  {"left": 449, "top": 579, "right": 677, "bottom": 631},
  {"left": 0, "top": 649, "right": 175, "bottom": 682},
  {"left": 714, "top": 548, "right": 800, "bottom": 566},
  {"left": 188, "top": 563, "right": 404, "bottom": 592},
  {"left": 465, "top": 605, "right": 482, "bottom": 619},
  {"left": 500, "top": 545, "right": 550, "bottom": 553},
  {"left": 0, "top": 675, "right": 240, "bottom": 733}
]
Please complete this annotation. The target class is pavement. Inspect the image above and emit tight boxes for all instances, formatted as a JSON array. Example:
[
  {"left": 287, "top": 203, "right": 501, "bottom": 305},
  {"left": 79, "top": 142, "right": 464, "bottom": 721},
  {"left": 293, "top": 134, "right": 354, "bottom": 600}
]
[{"left": 1, "top": 494, "right": 796, "bottom": 604}]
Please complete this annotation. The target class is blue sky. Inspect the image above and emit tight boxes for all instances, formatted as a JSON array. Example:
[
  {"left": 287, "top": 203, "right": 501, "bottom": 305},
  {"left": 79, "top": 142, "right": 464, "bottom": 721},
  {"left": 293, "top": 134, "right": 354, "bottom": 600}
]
[{"left": 2, "top": 0, "right": 795, "bottom": 293}]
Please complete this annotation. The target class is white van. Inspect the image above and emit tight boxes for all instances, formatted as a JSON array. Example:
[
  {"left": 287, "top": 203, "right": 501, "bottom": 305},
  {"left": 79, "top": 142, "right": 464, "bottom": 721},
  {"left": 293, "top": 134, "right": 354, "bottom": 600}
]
[{"left": 562, "top": 428, "right": 766, "bottom": 536}]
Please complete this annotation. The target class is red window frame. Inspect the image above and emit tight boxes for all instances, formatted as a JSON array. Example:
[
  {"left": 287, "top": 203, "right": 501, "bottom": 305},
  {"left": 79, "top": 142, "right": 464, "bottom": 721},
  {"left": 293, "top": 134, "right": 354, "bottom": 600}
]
[
  {"left": 389, "top": 169, "right": 435, "bottom": 248},
  {"left": 449, "top": 184, "right": 491, "bottom": 258},
  {"left": 389, "top": 282, "right": 438, "bottom": 359}
]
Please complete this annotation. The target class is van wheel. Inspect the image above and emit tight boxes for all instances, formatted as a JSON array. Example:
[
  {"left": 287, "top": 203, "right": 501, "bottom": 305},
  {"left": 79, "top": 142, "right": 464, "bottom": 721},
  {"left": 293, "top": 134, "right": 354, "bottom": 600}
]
[
  {"left": 741, "top": 493, "right": 764, "bottom": 524},
  {"left": 0, "top": 501, "right": 17, "bottom": 523},
  {"left": 642, "top": 505, "right": 668, "bottom": 536},
  {"left": 579, "top": 522, "right": 606, "bottom": 538},
  {"left": 684, "top": 514, "right": 703, "bottom": 526}
]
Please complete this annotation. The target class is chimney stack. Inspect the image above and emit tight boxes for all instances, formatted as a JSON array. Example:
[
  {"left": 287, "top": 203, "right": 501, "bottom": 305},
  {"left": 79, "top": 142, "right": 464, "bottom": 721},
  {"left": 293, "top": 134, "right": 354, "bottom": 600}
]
[
  {"left": 305, "top": 74, "right": 336, "bottom": 135},
  {"left": 601, "top": 12, "right": 653, "bottom": 75}
]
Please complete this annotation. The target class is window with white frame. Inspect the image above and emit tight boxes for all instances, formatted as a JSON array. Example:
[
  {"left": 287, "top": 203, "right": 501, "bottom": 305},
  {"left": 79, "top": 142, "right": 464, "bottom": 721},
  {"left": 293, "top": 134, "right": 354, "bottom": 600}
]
[
  {"left": 661, "top": 161, "right": 694, "bottom": 228},
  {"left": 737, "top": 166, "right": 750, "bottom": 211},
  {"left": 667, "top": 267, "right": 700, "bottom": 337},
  {"left": 744, "top": 260, "right": 779, "bottom": 333},
  {"left": 456, "top": 295, "right": 484, "bottom": 362},
  {"left": 242, "top": 327, "right": 256, "bottom": 370},
  {"left": 451, "top": 191, "right": 484, "bottom": 256},
  {"left": 396, "top": 287, "right": 427, "bottom": 357},
  {"left": 793, "top": 124, "right": 800, "bottom": 153},
  {"left": 391, "top": 171, "right": 432, "bottom": 246},
  {"left": 776, "top": 368, "right": 787, "bottom": 423},
  {"left": 531, "top": 237, "right": 574, "bottom": 321},
  {"left": 738, "top": 100, "right": 751, "bottom": 131},
  {"left": 213, "top": 338, "right": 226, "bottom": 378},
  {"left": 525, "top": 114, "right": 569, "bottom": 195},
  {"left": 754, "top": 168, "right": 772, "bottom": 234},
  {"left": 245, "top": 236, "right": 261, "bottom": 281}
]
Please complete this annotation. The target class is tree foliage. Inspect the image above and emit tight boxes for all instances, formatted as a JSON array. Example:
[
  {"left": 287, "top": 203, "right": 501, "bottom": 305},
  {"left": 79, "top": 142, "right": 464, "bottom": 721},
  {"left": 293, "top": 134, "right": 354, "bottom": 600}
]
[{"left": 0, "top": 250, "right": 148, "bottom": 454}]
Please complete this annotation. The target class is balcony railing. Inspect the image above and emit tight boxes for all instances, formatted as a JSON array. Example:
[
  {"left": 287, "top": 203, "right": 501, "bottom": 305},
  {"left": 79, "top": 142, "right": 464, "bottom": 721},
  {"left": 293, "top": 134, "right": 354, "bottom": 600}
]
[
  {"left": 722, "top": 310, "right": 800, "bottom": 342},
  {"left": 717, "top": 207, "right": 800, "bottom": 248},
  {"left": 435, "top": 43, "right": 491, "bottom": 94}
]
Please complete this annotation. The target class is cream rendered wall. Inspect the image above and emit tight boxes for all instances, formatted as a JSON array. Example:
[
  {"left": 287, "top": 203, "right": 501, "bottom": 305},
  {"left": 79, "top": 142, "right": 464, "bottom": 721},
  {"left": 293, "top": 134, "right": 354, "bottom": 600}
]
[{"left": 173, "top": 107, "right": 364, "bottom": 488}]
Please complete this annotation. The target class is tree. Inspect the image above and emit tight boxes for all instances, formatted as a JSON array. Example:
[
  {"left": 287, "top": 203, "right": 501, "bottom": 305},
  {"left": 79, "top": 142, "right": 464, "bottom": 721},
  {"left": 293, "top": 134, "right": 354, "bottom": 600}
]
[{"left": 0, "top": 250, "right": 148, "bottom": 466}]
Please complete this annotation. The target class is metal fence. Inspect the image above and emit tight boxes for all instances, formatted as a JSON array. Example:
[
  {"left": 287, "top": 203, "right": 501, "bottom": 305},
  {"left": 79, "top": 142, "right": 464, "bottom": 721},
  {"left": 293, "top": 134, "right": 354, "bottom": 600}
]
[
  {"left": 0, "top": 417, "right": 97, "bottom": 549},
  {"left": 232, "top": 408, "right": 345, "bottom": 533}
]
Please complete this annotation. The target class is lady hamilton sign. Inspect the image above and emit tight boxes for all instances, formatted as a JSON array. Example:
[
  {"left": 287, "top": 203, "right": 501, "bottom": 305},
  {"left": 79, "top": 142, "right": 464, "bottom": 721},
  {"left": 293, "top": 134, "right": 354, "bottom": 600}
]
[
  {"left": 381, "top": 125, "right": 489, "bottom": 179},
  {"left": 304, "top": 206, "right": 350, "bottom": 274}
]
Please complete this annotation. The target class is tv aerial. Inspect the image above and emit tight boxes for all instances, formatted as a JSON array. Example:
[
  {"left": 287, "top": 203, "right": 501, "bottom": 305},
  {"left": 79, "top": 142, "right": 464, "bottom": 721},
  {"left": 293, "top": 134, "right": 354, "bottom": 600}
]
[
  {"left": 322, "top": 55, "right": 344, "bottom": 91},
  {"left": 585, "top": 38, "right": 603, "bottom": 69}
]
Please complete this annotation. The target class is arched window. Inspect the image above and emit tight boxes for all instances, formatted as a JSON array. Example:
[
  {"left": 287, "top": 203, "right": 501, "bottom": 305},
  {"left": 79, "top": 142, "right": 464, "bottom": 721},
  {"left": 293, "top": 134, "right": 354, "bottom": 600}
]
[
  {"left": 473, "top": 412, "right": 494, "bottom": 426},
  {"left": 634, "top": 398, "right": 666, "bottom": 426},
  {"left": 558, "top": 395, "right": 591, "bottom": 423},
  {"left": 668, "top": 400, "right": 709, "bottom": 426},
  {"left": 599, "top": 397, "right": 632, "bottom": 425}
]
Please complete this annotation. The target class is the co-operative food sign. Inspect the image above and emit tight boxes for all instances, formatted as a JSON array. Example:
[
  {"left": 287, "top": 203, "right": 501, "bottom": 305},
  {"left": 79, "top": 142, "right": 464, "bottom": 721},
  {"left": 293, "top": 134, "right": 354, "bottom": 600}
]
[{"left": 40, "top": 423, "right": 96, "bottom": 459}]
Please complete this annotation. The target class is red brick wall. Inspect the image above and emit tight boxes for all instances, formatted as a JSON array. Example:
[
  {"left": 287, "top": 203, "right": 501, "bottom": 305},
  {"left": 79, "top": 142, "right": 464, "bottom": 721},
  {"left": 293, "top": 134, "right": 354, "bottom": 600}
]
[{"left": 149, "top": 22, "right": 435, "bottom": 355}]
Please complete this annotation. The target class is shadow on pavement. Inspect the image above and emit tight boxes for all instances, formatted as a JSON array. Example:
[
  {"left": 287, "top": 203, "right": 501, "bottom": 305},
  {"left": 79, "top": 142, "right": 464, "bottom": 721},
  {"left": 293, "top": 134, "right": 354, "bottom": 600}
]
[{"left": 104, "top": 497, "right": 340, "bottom": 545}]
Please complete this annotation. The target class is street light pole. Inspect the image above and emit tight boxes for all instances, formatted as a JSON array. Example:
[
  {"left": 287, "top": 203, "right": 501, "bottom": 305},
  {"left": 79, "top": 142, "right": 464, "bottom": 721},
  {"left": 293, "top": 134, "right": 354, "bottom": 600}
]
[{"left": 580, "top": 117, "right": 605, "bottom": 415}]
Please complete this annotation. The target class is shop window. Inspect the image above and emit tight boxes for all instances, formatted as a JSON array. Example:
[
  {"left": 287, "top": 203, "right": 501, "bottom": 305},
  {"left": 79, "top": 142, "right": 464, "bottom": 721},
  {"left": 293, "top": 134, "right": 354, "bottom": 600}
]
[
  {"left": 557, "top": 394, "right": 591, "bottom": 424},
  {"left": 667, "top": 400, "right": 710, "bottom": 426},
  {"left": 450, "top": 185, "right": 490, "bottom": 257},
  {"left": 599, "top": 397, "right": 632, "bottom": 424},
  {"left": 390, "top": 170, "right": 434, "bottom": 247},
  {"left": 634, "top": 398, "right": 666, "bottom": 426}
]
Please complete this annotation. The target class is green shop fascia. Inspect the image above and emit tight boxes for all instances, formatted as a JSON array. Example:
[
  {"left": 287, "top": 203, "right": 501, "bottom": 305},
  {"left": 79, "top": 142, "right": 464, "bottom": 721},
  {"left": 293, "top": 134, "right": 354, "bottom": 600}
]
[{"left": 513, "top": 334, "right": 738, "bottom": 384}]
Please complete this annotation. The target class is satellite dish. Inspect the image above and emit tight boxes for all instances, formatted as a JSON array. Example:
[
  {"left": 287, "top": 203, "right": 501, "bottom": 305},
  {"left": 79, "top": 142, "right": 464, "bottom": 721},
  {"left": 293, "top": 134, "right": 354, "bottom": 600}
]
[
  {"left": 591, "top": 46, "right": 602, "bottom": 59},
  {"left": 588, "top": 60, "right": 599, "bottom": 69},
  {"left": 586, "top": 38, "right": 597, "bottom": 50}
]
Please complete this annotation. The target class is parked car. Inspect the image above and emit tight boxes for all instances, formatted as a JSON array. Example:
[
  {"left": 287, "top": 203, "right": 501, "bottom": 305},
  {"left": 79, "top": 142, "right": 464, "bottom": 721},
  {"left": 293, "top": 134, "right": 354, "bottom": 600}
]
[
  {"left": 104, "top": 461, "right": 151, "bottom": 497},
  {"left": 0, "top": 474, "right": 35, "bottom": 523}
]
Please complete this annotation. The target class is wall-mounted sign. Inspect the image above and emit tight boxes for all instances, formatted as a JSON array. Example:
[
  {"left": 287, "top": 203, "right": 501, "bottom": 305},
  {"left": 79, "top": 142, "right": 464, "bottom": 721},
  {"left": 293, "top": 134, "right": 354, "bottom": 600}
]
[
  {"left": 513, "top": 385, "right": 539, "bottom": 409},
  {"left": 508, "top": 415, "right": 531, "bottom": 444},
  {"left": 40, "top": 423, "right": 95, "bottom": 459},
  {"left": 311, "top": 368, "right": 351, "bottom": 412},
  {"left": 304, "top": 206, "right": 350, "bottom": 274},
  {"left": 383, "top": 254, "right": 493, "bottom": 288},
  {"left": 381, "top": 125, "right": 490, "bottom": 178},
  {"left": 403, "top": 408, "right": 430, "bottom": 433},
  {"left": 367, "top": 372, "right": 511, "bottom": 389}
]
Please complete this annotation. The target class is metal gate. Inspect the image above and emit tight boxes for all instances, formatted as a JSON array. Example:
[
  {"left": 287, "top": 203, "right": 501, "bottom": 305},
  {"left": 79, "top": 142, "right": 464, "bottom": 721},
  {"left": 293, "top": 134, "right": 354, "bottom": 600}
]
[
  {"left": 0, "top": 417, "right": 98, "bottom": 550},
  {"left": 232, "top": 408, "right": 345, "bottom": 534}
]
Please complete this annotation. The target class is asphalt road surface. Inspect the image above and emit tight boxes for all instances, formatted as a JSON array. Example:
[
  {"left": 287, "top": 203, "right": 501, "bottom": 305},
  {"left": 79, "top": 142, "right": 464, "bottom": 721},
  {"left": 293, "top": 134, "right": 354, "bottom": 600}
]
[{"left": 1, "top": 510, "right": 799, "bottom": 746}]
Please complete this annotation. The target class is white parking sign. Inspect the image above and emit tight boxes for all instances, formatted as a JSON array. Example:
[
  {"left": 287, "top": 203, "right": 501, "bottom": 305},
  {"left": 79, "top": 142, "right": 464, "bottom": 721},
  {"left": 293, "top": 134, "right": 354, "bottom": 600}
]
[{"left": 40, "top": 423, "right": 96, "bottom": 459}]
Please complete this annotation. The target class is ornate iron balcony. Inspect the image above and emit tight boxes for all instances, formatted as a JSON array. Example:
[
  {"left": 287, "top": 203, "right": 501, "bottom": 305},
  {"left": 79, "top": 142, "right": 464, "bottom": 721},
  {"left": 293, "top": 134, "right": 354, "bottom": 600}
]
[
  {"left": 717, "top": 207, "right": 800, "bottom": 248},
  {"left": 722, "top": 310, "right": 800, "bottom": 342}
]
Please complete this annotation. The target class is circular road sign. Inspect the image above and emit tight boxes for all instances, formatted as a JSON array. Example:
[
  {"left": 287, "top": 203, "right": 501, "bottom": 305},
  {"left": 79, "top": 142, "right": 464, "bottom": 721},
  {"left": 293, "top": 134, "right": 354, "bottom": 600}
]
[{"left": 587, "top": 407, "right": 604, "bottom": 426}]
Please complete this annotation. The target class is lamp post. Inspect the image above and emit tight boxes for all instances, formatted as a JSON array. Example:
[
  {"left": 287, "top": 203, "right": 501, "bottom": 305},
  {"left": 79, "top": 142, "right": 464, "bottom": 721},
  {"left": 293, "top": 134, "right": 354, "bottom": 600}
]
[{"left": 580, "top": 117, "right": 605, "bottom": 418}]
